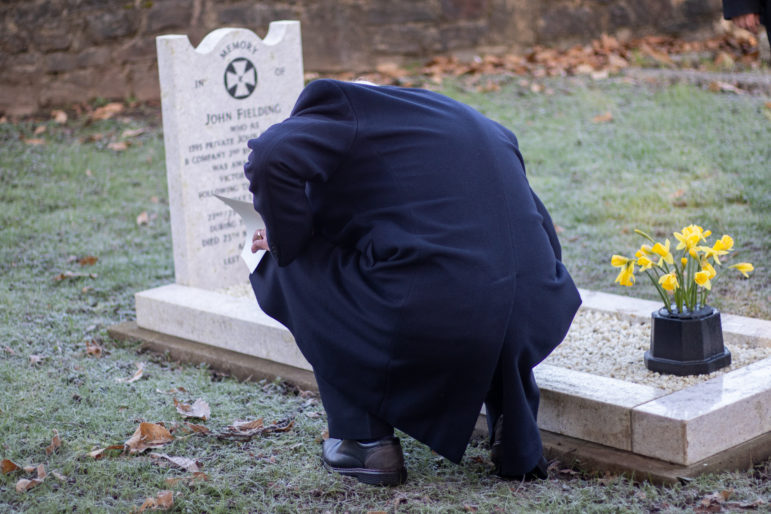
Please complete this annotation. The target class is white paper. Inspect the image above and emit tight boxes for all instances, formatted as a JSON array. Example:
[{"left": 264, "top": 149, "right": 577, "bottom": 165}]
[{"left": 214, "top": 195, "right": 266, "bottom": 273}]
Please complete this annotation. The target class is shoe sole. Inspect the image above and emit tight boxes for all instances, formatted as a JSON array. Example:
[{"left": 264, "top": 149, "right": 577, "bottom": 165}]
[{"left": 323, "top": 461, "right": 407, "bottom": 486}]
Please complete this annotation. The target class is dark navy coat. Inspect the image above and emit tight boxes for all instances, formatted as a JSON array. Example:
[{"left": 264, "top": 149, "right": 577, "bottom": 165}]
[{"left": 244, "top": 79, "right": 581, "bottom": 472}]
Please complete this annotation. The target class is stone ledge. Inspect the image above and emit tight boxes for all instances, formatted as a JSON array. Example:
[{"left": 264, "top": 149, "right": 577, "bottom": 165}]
[{"left": 542, "top": 429, "right": 771, "bottom": 485}]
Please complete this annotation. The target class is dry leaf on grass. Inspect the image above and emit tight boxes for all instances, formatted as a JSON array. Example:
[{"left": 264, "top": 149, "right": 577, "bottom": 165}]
[
  {"left": 116, "top": 362, "right": 145, "bottom": 383},
  {"left": 181, "top": 422, "right": 211, "bottom": 435},
  {"left": 174, "top": 398, "right": 211, "bottom": 421},
  {"left": 91, "top": 102, "right": 124, "bottom": 121},
  {"left": 107, "top": 141, "right": 129, "bottom": 152},
  {"left": 3, "top": 345, "right": 15, "bottom": 355},
  {"left": 87, "top": 445, "right": 124, "bottom": 460},
  {"left": 164, "top": 472, "right": 208, "bottom": 486},
  {"left": 121, "top": 128, "right": 146, "bottom": 139},
  {"left": 136, "top": 211, "right": 150, "bottom": 226},
  {"left": 45, "top": 429, "right": 61, "bottom": 455},
  {"left": 52, "top": 110, "right": 68, "bottom": 124},
  {"left": 125, "top": 422, "right": 174, "bottom": 454},
  {"left": 78, "top": 256, "right": 99, "bottom": 266},
  {"left": 53, "top": 271, "right": 98, "bottom": 281},
  {"left": 137, "top": 490, "right": 173, "bottom": 511},
  {"left": 85, "top": 339, "right": 104, "bottom": 357},
  {"left": 708, "top": 81, "right": 744, "bottom": 94},
  {"left": 150, "top": 453, "right": 201, "bottom": 473},
  {"left": 15, "top": 478, "right": 43, "bottom": 493},
  {"left": 24, "top": 138, "right": 45, "bottom": 146},
  {"left": 592, "top": 111, "right": 614, "bottom": 123},
  {"left": 15, "top": 464, "right": 47, "bottom": 492},
  {"left": 33, "top": 125, "right": 47, "bottom": 135},
  {"left": 29, "top": 354, "right": 44, "bottom": 365},
  {"left": 52, "top": 471, "right": 67, "bottom": 481},
  {"left": 2, "top": 459, "right": 21, "bottom": 474},
  {"left": 216, "top": 417, "right": 294, "bottom": 441}
]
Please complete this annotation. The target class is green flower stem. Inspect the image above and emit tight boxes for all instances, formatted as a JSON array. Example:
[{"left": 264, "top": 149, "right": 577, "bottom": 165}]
[{"left": 644, "top": 270, "right": 672, "bottom": 313}]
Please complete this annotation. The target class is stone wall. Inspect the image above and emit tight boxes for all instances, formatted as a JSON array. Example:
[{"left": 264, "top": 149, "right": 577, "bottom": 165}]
[{"left": 0, "top": 0, "right": 722, "bottom": 116}]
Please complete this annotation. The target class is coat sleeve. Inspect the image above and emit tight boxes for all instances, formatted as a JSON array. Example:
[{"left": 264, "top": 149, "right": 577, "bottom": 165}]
[
  {"left": 723, "top": 0, "right": 762, "bottom": 18},
  {"left": 244, "top": 80, "right": 357, "bottom": 266}
]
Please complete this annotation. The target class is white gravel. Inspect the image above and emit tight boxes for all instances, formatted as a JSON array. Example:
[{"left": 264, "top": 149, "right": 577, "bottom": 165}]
[
  {"left": 220, "top": 284, "right": 770, "bottom": 394},
  {"left": 545, "top": 309, "right": 771, "bottom": 393}
]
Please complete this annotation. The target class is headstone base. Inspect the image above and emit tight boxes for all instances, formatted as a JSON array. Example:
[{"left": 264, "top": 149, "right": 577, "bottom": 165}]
[{"left": 112, "top": 286, "right": 771, "bottom": 476}]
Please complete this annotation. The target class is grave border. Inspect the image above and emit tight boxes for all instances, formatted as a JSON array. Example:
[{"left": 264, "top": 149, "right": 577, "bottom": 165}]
[{"left": 109, "top": 286, "right": 771, "bottom": 479}]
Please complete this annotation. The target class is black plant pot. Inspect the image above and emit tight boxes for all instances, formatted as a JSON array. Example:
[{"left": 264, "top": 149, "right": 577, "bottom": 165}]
[{"left": 644, "top": 305, "right": 731, "bottom": 376}]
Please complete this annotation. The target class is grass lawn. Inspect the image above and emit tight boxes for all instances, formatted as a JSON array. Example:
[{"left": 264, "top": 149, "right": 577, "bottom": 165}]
[{"left": 0, "top": 77, "right": 769, "bottom": 512}]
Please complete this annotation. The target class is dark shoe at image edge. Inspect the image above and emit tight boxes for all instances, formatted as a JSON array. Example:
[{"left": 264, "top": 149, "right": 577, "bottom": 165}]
[{"left": 322, "top": 436, "right": 407, "bottom": 486}]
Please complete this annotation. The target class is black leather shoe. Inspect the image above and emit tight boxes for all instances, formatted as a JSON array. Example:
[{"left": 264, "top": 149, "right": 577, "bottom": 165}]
[
  {"left": 322, "top": 436, "right": 407, "bottom": 486},
  {"left": 491, "top": 416, "right": 549, "bottom": 481}
]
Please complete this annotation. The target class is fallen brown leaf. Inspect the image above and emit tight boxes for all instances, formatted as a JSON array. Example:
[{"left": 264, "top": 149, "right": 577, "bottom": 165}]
[
  {"left": 150, "top": 453, "right": 202, "bottom": 473},
  {"left": 138, "top": 490, "right": 174, "bottom": 511},
  {"left": 45, "top": 430, "right": 61, "bottom": 455},
  {"left": 91, "top": 102, "right": 124, "bottom": 121},
  {"left": 87, "top": 445, "right": 124, "bottom": 459},
  {"left": 121, "top": 128, "right": 146, "bottom": 139},
  {"left": 708, "top": 81, "right": 744, "bottom": 94},
  {"left": 125, "top": 422, "right": 174, "bottom": 454},
  {"left": 52, "top": 471, "right": 67, "bottom": 481},
  {"left": 183, "top": 422, "right": 211, "bottom": 435},
  {"left": 78, "top": 256, "right": 99, "bottom": 266},
  {"left": 592, "top": 111, "right": 614, "bottom": 123},
  {"left": 136, "top": 211, "right": 150, "bottom": 226},
  {"left": 3, "top": 345, "right": 14, "bottom": 355},
  {"left": 165, "top": 472, "right": 209, "bottom": 486},
  {"left": 116, "top": 362, "right": 145, "bottom": 383},
  {"left": 53, "top": 271, "right": 97, "bottom": 281},
  {"left": 85, "top": 339, "right": 104, "bottom": 358},
  {"left": 216, "top": 417, "right": 295, "bottom": 441},
  {"left": 1, "top": 459, "right": 21, "bottom": 474},
  {"left": 29, "top": 354, "right": 44, "bottom": 365},
  {"left": 34, "top": 125, "right": 47, "bottom": 135},
  {"left": 52, "top": 110, "right": 68, "bottom": 124},
  {"left": 15, "top": 478, "right": 43, "bottom": 493},
  {"left": 174, "top": 398, "right": 211, "bottom": 421},
  {"left": 24, "top": 138, "right": 45, "bottom": 146},
  {"left": 107, "top": 141, "right": 129, "bottom": 152}
]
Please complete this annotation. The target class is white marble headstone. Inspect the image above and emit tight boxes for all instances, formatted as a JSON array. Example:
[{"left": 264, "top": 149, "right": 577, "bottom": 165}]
[{"left": 157, "top": 22, "right": 303, "bottom": 290}]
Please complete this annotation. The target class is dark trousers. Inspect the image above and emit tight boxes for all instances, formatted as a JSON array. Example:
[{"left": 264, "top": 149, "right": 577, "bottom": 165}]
[{"left": 315, "top": 372, "right": 394, "bottom": 440}]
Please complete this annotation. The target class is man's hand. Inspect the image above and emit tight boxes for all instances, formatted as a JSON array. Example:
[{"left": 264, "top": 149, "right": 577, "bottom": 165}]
[
  {"left": 733, "top": 13, "right": 761, "bottom": 33},
  {"left": 251, "top": 229, "right": 269, "bottom": 253}
]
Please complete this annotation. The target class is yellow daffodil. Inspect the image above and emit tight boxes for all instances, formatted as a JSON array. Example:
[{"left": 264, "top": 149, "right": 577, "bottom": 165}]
[
  {"left": 611, "top": 255, "right": 629, "bottom": 267},
  {"left": 652, "top": 239, "right": 674, "bottom": 266},
  {"left": 674, "top": 224, "right": 710, "bottom": 258},
  {"left": 714, "top": 235, "right": 734, "bottom": 252},
  {"left": 634, "top": 245, "right": 653, "bottom": 258},
  {"left": 637, "top": 255, "right": 654, "bottom": 271},
  {"left": 699, "top": 234, "right": 733, "bottom": 265},
  {"left": 615, "top": 226, "right": 752, "bottom": 313},
  {"left": 694, "top": 270, "right": 712, "bottom": 290},
  {"left": 730, "top": 262, "right": 754, "bottom": 278},
  {"left": 611, "top": 255, "right": 635, "bottom": 286},
  {"left": 701, "top": 259, "right": 716, "bottom": 280},
  {"left": 659, "top": 272, "right": 679, "bottom": 291}
]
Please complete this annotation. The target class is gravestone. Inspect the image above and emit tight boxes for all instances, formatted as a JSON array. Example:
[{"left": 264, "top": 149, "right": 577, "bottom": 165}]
[{"left": 157, "top": 22, "right": 303, "bottom": 290}]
